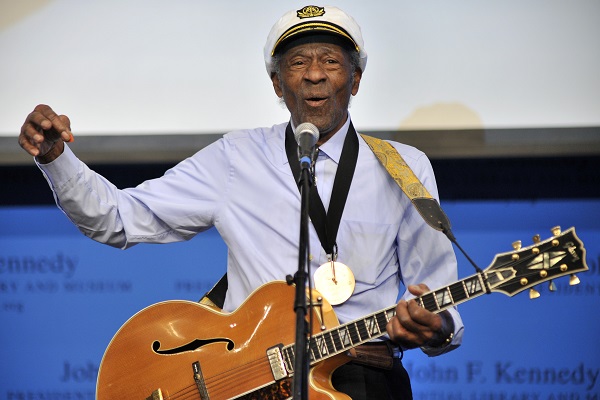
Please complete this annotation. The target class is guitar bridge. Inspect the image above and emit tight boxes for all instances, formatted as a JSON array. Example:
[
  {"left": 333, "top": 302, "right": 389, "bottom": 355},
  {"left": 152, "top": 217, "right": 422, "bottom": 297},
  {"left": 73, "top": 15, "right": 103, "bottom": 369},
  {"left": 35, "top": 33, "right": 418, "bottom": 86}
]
[
  {"left": 267, "top": 344, "right": 289, "bottom": 380},
  {"left": 145, "top": 389, "right": 163, "bottom": 400}
]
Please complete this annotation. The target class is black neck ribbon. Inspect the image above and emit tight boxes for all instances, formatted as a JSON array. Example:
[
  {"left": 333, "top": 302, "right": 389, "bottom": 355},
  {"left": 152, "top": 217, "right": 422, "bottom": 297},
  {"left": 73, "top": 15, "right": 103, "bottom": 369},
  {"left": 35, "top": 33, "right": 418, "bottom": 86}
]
[{"left": 285, "top": 122, "right": 359, "bottom": 258}]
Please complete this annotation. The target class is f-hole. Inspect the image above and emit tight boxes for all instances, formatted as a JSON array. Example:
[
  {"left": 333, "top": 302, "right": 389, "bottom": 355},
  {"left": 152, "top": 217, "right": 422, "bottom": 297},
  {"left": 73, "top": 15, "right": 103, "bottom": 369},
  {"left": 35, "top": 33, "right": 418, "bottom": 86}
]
[{"left": 153, "top": 338, "right": 235, "bottom": 355}]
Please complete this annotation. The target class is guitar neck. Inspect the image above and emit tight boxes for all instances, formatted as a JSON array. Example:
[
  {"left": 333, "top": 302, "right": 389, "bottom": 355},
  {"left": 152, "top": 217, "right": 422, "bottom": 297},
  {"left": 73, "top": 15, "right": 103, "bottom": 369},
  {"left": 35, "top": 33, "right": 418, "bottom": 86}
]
[
  {"left": 281, "top": 226, "right": 586, "bottom": 369},
  {"left": 279, "top": 272, "right": 491, "bottom": 370}
]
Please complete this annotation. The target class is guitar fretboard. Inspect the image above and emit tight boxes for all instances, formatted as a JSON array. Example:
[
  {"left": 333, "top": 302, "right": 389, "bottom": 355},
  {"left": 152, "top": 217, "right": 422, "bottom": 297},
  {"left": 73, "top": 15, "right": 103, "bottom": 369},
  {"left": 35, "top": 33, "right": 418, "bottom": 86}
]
[{"left": 279, "top": 272, "right": 493, "bottom": 372}]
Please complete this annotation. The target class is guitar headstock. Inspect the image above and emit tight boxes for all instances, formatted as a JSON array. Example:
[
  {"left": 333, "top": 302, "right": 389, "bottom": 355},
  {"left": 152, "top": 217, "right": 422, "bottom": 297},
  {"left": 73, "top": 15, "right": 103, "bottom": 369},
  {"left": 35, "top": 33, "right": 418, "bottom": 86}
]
[{"left": 484, "top": 226, "right": 588, "bottom": 298}]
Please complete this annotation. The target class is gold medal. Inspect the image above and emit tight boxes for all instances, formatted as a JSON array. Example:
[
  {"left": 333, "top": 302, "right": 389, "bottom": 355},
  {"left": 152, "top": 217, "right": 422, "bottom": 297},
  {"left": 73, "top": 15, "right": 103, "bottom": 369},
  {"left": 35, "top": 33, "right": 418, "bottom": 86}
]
[{"left": 314, "top": 261, "right": 355, "bottom": 305}]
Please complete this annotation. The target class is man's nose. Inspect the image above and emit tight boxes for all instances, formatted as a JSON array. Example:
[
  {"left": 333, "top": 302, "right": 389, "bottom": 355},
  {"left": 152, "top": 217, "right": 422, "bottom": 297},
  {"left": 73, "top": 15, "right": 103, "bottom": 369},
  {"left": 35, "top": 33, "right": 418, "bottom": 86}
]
[{"left": 304, "top": 60, "right": 327, "bottom": 83}]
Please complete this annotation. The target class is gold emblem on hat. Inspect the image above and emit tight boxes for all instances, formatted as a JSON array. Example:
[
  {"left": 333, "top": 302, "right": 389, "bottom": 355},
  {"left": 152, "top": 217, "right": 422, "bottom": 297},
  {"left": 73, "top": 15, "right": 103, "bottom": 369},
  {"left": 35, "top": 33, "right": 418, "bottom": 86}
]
[{"left": 297, "top": 5, "right": 325, "bottom": 19}]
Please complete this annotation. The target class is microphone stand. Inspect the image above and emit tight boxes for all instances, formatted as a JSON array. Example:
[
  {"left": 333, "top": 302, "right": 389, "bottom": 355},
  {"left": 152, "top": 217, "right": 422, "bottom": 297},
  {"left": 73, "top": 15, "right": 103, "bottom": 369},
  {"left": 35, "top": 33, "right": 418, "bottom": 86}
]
[{"left": 292, "top": 156, "right": 313, "bottom": 400}]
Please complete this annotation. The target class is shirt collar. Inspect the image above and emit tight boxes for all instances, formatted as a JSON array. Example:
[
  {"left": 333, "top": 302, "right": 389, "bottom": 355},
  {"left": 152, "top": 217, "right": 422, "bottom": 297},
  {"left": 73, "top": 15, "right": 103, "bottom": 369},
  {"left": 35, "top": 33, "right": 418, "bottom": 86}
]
[
  {"left": 286, "top": 116, "right": 351, "bottom": 165},
  {"left": 317, "top": 116, "right": 351, "bottom": 164}
]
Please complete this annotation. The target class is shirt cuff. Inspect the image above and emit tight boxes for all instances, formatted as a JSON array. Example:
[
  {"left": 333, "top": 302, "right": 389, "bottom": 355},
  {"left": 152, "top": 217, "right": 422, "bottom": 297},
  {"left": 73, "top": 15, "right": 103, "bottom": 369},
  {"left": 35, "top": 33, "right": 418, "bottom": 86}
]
[
  {"left": 36, "top": 144, "right": 81, "bottom": 191},
  {"left": 420, "top": 307, "right": 464, "bottom": 357}
]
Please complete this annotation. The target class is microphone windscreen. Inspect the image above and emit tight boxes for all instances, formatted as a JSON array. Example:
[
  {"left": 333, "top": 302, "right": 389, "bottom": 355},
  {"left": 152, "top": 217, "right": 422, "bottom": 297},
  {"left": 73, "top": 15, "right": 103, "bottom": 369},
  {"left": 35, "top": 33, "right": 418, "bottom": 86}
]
[{"left": 294, "top": 122, "right": 320, "bottom": 145}]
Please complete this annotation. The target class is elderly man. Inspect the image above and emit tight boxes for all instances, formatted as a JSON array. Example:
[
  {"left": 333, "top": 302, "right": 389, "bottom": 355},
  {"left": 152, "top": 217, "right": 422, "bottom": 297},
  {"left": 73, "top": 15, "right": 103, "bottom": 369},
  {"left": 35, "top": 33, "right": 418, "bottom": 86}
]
[{"left": 19, "top": 5, "right": 463, "bottom": 399}]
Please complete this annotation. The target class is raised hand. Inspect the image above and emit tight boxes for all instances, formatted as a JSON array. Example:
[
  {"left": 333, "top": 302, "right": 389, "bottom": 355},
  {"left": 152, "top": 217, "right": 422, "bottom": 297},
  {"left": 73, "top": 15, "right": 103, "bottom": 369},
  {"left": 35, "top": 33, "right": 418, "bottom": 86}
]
[{"left": 19, "top": 104, "right": 73, "bottom": 163}]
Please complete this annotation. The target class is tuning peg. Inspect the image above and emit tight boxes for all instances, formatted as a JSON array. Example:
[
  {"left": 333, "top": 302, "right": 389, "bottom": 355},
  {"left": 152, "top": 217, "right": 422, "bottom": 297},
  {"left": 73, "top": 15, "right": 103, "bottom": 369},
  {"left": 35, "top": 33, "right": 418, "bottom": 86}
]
[
  {"left": 551, "top": 226, "right": 561, "bottom": 236},
  {"left": 512, "top": 241, "right": 522, "bottom": 250},
  {"left": 532, "top": 234, "right": 541, "bottom": 244},
  {"left": 548, "top": 280, "right": 557, "bottom": 292},
  {"left": 569, "top": 274, "right": 581, "bottom": 286},
  {"left": 529, "top": 288, "right": 541, "bottom": 299}
]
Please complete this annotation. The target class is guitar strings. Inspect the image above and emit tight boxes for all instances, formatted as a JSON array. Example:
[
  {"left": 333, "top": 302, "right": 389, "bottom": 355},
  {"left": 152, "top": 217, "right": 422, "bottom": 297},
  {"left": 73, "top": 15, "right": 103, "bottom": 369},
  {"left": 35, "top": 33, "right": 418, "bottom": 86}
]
[
  {"left": 162, "top": 383, "right": 201, "bottom": 400},
  {"left": 158, "top": 355, "right": 271, "bottom": 399},
  {"left": 170, "top": 246, "right": 576, "bottom": 399},
  {"left": 203, "top": 356, "right": 271, "bottom": 398}
]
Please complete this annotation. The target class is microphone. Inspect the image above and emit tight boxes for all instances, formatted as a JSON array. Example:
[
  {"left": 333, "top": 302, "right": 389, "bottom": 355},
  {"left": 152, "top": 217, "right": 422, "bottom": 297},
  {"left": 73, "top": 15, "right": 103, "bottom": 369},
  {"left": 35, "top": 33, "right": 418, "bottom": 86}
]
[{"left": 294, "top": 122, "right": 320, "bottom": 169}]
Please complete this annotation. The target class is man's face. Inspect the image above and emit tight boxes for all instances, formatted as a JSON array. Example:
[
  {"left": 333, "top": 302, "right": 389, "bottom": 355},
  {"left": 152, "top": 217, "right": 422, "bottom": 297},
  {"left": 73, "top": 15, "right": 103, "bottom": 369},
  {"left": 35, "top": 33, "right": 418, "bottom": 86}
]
[{"left": 271, "top": 41, "right": 362, "bottom": 143}]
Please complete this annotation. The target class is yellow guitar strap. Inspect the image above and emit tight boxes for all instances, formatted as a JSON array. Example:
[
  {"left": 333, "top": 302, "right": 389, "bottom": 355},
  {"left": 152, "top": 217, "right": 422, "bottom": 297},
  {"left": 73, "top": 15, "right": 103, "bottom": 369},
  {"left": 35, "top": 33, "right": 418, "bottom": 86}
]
[
  {"left": 359, "top": 134, "right": 434, "bottom": 201},
  {"left": 360, "top": 134, "right": 453, "bottom": 236}
]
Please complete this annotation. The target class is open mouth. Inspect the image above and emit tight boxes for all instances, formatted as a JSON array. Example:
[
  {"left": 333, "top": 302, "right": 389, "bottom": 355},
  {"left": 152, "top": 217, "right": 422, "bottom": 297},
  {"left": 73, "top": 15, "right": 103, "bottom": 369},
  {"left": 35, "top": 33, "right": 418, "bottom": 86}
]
[{"left": 305, "top": 97, "right": 328, "bottom": 107}]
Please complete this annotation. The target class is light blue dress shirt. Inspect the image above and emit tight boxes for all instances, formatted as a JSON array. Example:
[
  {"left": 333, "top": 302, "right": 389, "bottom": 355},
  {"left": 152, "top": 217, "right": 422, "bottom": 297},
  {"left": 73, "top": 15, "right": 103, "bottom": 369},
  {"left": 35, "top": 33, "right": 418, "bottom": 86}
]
[{"left": 38, "top": 117, "right": 463, "bottom": 355}]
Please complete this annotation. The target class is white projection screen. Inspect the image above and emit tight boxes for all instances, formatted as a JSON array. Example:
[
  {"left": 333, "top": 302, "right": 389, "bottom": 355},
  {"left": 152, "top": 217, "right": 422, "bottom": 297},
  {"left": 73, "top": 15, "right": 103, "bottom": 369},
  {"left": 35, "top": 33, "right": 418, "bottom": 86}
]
[{"left": 1, "top": 0, "right": 599, "bottom": 137}]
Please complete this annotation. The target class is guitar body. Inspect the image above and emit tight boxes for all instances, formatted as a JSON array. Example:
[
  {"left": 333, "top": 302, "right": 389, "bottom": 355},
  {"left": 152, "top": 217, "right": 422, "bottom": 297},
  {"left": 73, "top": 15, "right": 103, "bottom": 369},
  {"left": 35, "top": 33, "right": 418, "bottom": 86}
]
[{"left": 97, "top": 281, "right": 350, "bottom": 400}]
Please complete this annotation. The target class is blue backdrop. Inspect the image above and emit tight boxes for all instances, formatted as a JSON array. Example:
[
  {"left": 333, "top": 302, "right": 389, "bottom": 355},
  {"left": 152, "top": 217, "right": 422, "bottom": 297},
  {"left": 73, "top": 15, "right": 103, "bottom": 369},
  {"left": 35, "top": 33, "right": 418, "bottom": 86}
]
[{"left": 1, "top": 199, "right": 599, "bottom": 399}]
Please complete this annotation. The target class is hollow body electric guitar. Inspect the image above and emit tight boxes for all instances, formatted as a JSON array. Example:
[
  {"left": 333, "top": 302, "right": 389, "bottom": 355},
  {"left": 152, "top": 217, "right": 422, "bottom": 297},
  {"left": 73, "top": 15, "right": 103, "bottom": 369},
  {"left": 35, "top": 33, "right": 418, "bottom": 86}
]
[{"left": 97, "top": 227, "right": 588, "bottom": 400}]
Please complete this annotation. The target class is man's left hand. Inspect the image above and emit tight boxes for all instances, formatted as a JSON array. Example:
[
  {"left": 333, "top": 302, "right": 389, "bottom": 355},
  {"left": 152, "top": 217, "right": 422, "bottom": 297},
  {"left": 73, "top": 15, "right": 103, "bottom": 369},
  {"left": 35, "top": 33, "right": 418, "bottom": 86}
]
[{"left": 386, "top": 283, "right": 454, "bottom": 349}]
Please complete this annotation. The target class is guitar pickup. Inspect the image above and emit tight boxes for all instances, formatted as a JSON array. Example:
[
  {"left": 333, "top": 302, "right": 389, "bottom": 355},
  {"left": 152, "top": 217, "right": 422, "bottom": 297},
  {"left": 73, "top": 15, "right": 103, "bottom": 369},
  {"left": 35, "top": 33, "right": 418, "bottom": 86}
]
[
  {"left": 192, "top": 361, "right": 210, "bottom": 399},
  {"left": 267, "top": 344, "right": 288, "bottom": 380}
]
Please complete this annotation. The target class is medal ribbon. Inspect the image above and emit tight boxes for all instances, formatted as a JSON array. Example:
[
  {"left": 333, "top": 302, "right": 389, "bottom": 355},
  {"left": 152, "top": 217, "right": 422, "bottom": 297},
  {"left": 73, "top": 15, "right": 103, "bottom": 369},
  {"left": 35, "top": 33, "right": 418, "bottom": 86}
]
[{"left": 285, "top": 122, "right": 359, "bottom": 259}]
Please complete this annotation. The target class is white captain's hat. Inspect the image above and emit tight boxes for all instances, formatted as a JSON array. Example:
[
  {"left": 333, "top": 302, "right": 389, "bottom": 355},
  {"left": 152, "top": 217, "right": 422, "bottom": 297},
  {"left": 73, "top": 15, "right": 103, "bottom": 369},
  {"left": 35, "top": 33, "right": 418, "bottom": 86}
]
[{"left": 264, "top": 5, "right": 368, "bottom": 75}]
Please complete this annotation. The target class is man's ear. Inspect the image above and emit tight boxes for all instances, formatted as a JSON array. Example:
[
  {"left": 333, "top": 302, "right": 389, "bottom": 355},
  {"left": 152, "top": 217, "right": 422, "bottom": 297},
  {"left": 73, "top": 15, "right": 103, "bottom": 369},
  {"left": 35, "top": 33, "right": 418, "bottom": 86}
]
[
  {"left": 271, "top": 73, "right": 283, "bottom": 98},
  {"left": 351, "top": 68, "right": 362, "bottom": 96}
]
